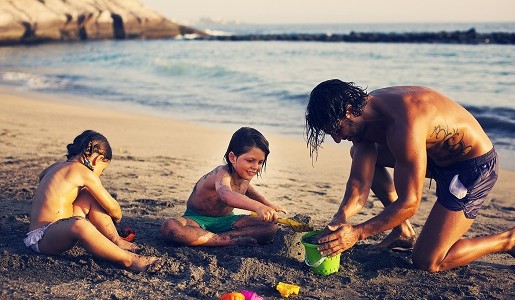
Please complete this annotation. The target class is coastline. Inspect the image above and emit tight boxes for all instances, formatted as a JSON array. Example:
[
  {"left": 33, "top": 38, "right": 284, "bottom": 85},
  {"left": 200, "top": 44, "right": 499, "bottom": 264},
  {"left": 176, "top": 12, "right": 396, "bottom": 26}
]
[{"left": 1, "top": 87, "right": 513, "bottom": 299}]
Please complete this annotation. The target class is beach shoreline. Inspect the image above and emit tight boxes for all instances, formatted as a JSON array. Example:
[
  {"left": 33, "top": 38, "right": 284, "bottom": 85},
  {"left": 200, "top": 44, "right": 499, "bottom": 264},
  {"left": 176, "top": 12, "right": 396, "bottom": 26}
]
[{"left": 1, "top": 87, "right": 513, "bottom": 299}]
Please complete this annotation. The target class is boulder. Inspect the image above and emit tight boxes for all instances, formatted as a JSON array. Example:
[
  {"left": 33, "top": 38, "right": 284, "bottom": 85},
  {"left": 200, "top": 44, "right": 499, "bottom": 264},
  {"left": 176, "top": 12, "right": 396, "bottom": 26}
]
[
  {"left": 44, "top": 0, "right": 89, "bottom": 40},
  {"left": 0, "top": 1, "right": 30, "bottom": 42},
  {"left": 0, "top": 0, "right": 204, "bottom": 45},
  {"left": 18, "top": 0, "right": 68, "bottom": 42}
]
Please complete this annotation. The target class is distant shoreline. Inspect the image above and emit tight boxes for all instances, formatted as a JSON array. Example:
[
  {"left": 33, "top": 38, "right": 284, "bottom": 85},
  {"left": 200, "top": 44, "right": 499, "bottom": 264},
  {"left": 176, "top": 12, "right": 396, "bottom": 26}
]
[{"left": 195, "top": 28, "right": 515, "bottom": 44}]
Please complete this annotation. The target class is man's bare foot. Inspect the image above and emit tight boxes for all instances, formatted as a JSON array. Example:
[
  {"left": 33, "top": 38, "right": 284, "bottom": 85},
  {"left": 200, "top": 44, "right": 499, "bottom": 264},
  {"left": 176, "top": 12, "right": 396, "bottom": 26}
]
[
  {"left": 115, "top": 238, "right": 142, "bottom": 253},
  {"left": 372, "top": 227, "right": 416, "bottom": 250},
  {"left": 127, "top": 255, "right": 163, "bottom": 273}
]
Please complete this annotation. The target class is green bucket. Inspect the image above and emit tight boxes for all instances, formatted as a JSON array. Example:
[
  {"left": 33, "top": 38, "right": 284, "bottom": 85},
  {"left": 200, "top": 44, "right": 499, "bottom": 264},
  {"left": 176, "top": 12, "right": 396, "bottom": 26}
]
[{"left": 301, "top": 230, "right": 341, "bottom": 276}]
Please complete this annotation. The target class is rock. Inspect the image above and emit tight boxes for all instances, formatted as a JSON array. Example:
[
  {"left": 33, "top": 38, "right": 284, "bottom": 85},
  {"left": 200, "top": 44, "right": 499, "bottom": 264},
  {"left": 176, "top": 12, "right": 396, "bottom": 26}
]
[
  {"left": 0, "top": 0, "right": 204, "bottom": 45},
  {"left": 0, "top": 1, "right": 28, "bottom": 43}
]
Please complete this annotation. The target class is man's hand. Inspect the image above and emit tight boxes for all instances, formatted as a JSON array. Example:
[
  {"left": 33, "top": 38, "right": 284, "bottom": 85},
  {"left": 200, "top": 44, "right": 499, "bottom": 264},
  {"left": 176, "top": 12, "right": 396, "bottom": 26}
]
[
  {"left": 316, "top": 213, "right": 346, "bottom": 239},
  {"left": 317, "top": 222, "right": 359, "bottom": 257}
]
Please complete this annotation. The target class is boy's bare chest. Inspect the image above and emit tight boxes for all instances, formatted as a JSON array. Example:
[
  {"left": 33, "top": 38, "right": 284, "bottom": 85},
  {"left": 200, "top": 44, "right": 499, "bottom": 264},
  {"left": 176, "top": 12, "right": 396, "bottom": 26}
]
[{"left": 230, "top": 181, "right": 249, "bottom": 194}]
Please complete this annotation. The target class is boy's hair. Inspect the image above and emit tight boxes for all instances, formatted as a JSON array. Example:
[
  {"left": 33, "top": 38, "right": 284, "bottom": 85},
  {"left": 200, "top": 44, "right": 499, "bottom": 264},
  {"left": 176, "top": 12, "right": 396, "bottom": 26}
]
[
  {"left": 224, "top": 127, "right": 270, "bottom": 176},
  {"left": 66, "top": 130, "right": 112, "bottom": 161},
  {"left": 305, "top": 79, "right": 368, "bottom": 158}
]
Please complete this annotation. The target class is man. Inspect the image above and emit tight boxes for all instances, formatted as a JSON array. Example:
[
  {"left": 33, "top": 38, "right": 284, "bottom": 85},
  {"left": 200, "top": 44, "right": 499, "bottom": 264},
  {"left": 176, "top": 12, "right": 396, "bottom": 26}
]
[{"left": 305, "top": 79, "right": 514, "bottom": 272}]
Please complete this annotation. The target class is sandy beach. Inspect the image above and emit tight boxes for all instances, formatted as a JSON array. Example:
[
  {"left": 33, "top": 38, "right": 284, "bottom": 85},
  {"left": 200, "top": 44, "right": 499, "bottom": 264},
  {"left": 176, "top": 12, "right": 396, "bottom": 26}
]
[{"left": 0, "top": 86, "right": 513, "bottom": 299}]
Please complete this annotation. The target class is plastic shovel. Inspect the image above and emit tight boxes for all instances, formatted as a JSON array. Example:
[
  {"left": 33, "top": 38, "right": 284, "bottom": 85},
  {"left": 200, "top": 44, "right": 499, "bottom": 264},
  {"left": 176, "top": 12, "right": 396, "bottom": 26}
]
[{"left": 249, "top": 212, "right": 313, "bottom": 232}]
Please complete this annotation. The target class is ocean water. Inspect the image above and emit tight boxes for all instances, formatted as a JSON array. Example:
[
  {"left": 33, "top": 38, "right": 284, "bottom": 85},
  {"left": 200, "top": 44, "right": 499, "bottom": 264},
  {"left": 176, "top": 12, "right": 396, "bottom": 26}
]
[{"left": 1, "top": 23, "right": 514, "bottom": 170}]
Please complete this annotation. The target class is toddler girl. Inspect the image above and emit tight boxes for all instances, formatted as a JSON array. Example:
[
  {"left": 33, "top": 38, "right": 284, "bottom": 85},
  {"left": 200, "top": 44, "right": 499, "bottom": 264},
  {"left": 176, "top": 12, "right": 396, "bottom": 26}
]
[{"left": 24, "top": 130, "right": 160, "bottom": 272}]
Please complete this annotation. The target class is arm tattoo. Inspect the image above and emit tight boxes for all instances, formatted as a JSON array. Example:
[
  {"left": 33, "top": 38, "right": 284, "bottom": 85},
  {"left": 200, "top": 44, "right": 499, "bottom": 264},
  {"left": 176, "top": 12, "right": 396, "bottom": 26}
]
[{"left": 430, "top": 125, "right": 472, "bottom": 161}]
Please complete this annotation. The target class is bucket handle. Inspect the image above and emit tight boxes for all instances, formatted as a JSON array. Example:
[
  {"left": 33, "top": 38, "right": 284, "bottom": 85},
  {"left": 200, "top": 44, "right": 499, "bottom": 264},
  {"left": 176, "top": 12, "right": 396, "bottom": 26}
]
[{"left": 305, "top": 256, "right": 326, "bottom": 268}]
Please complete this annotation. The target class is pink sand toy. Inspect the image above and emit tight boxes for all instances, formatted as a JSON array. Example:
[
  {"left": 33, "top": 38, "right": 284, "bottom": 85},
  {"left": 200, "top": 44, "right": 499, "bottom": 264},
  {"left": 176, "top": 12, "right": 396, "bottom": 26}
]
[{"left": 240, "top": 290, "right": 263, "bottom": 300}]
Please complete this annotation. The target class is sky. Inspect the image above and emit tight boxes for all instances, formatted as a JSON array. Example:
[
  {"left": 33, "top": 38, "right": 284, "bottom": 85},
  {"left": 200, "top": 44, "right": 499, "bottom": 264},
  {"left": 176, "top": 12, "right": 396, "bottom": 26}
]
[{"left": 141, "top": 0, "right": 515, "bottom": 25}]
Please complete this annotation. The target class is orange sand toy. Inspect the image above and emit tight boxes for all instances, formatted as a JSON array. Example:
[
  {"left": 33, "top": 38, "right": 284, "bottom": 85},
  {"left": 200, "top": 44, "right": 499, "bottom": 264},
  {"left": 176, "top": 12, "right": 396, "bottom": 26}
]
[
  {"left": 120, "top": 226, "right": 136, "bottom": 242},
  {"left": 276, "top": 282, "right": 300, "bottom": 298},
  {"left": 220, "top": 292, "right": 245, "bottom": 300}
]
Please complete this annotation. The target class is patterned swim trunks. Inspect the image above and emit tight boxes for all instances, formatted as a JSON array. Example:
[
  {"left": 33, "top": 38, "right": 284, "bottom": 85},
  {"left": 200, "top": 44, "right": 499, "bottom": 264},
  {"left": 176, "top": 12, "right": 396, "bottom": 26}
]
[{"left": 428, "top": 148, "right": 498, "bottom": 219}]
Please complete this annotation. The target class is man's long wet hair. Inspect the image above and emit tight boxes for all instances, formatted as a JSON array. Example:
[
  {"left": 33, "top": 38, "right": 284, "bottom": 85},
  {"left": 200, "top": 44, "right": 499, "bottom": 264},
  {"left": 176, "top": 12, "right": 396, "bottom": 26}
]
[
  {"left": 224, "top": 127, "right": 270, "bottom": 176},
  {"left": 305, "top": 79, "right": 368, "bottom": 159},
  {"left": 66, "top": 130, "right": 112, "bottom": 161}
]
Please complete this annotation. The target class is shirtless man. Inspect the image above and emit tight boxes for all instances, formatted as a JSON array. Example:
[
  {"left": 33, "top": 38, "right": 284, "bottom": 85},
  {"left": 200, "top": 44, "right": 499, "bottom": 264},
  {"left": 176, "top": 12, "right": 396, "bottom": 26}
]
[{"left": 305, "top": 79, "right": 514, "bottom": 272}]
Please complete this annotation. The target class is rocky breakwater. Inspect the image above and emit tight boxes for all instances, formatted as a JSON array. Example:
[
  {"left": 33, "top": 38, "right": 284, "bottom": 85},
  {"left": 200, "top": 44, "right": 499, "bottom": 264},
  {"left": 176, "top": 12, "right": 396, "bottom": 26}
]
[
  {"left": 198, "top": 28, "right": 515, "bottom": 45},
  {"left": 0, "top": 0, "right": 204, "bottom": 45}
]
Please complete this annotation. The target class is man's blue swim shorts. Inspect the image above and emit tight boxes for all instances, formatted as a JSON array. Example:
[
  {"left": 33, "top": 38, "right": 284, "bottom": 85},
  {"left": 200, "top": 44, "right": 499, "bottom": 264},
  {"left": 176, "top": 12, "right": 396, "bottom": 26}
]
[{"left": 428, "top": 148, "right": 498, "bottom": 219}]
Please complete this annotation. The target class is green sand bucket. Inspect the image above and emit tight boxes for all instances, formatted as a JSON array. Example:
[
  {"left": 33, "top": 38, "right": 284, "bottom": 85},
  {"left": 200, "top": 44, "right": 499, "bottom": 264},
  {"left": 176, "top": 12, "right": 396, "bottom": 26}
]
[{"left": 301, "top": 230, "right": 341, "bottom": 276}]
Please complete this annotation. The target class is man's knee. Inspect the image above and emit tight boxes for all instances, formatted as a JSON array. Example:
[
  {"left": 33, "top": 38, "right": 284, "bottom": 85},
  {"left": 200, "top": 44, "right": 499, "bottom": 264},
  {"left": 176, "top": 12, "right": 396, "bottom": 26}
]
[{"left": 412, "top": 250, "right": 441, "bottom": 273}]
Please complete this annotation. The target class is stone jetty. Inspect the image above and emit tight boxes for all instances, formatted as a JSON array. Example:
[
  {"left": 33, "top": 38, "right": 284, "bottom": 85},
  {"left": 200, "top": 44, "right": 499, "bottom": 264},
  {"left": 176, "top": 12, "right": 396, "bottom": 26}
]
[{"left": 196, "top": 28, "right": 515, "bottom": 45}]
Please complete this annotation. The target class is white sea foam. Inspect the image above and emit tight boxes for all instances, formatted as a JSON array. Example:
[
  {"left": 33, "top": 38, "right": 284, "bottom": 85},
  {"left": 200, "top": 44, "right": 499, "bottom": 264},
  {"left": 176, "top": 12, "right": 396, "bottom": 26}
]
[
  {"left": 1, "top": 72, "right": 66, "bottom": 89},
  {"left": 174, "top": 34, "right": 199, "bottom": 40},
  {"left": 203, "top": 29, "right": 233, "bottom": 36}
]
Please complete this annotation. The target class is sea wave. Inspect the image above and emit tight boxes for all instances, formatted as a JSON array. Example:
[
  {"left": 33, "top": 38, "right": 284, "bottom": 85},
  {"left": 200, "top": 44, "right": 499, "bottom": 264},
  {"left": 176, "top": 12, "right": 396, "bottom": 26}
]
[
  {"left": 151, "top": 58, "right": 250, "bottom": 81},
  {"left": 203, "top": 29, "right": 233, "bottom": 36},
  {"left": 465, "top": 105, "right": 515, "bottom": 137},
  {"left": 1, "top": 71, "right": 70, "bottom": 90}
]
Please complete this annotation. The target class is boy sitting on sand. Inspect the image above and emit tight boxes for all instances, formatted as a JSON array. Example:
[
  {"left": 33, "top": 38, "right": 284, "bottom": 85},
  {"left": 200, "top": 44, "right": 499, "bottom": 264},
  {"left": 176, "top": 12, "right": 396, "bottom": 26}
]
[
  {"left": 24, "top": 130, "right": 161, "bottom": 272},
  {"left": 161, "top": 127, "right": 285, "bottom": 246}
]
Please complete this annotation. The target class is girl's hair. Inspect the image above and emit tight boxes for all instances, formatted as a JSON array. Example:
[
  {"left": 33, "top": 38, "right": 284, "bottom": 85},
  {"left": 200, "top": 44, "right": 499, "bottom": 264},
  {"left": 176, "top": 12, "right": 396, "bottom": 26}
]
[
  {"left": 305, "top": 79, "right": 368, "bottom": 159},
  {"left": 224, "top": 127, "right": 270, "bottom": 176},
  {"left": 66, "top": 130, "right": 112, "bottom": 161}
]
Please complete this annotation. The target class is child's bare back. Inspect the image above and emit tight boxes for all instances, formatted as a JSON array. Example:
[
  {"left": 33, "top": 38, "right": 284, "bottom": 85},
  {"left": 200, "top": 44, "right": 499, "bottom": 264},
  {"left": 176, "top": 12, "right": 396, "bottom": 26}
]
[
  {"left": 24, "top": 130, "right": 161, "bottom": 272},
  {"left": 30, "top": 161, "right": 100, "bottom": 230}
]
